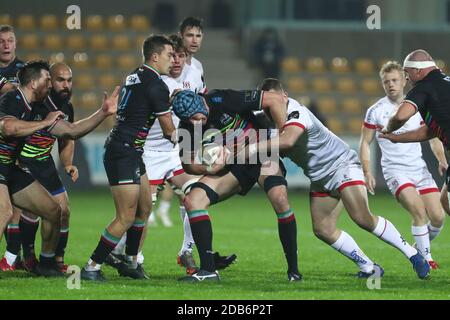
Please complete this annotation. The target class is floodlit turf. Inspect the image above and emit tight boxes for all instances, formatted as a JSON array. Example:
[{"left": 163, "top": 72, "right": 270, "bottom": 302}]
[{"left": 1, "top": 189, "right": 449, "bottom": 300}]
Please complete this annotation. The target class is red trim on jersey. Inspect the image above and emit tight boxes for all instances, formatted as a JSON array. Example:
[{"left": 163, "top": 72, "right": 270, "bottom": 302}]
[
  {"left": 363, "top": 122, "right": 377, "bottom": 129},
  {"left": 338, "top": 180, "right": 366, "bottom": 191},
  {"left": 149, "top": 178, "right": 165, "bottom": 185},
  {"left": 395, "top": 183, "right": 416, "bottom": 199},
  {"left": 173, "top": 168, "right": 185, "bottom": 177},
  {"left": 419, "top": 188, "right": 440, "bottom": 195},
  {"left": 310, "top": 192, "right": 331, "bottom": 197},
  {"left": 283, "top": 122, "right": 305, "bottom": 130}
]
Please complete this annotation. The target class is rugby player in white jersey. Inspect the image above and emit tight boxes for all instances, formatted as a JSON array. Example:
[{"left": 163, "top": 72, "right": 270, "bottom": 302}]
[
  {"left": 244, "top": 78, "right": 431, "bottom": 280},
  {"left": 360, "top": 61, "right": 445, "bottom": 269}
]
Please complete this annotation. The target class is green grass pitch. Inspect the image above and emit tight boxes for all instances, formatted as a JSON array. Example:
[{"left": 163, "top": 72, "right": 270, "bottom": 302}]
[{"left": 1, "top": 189, "right": 449, "bottom": 300}]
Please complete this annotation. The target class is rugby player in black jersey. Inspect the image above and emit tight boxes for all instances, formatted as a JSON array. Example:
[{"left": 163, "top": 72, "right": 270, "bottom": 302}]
[{"left": 81, "top": 35, "right": 176, "bottom": 281}]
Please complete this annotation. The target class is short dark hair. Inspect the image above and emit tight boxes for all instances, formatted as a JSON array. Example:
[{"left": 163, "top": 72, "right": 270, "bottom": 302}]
[
  {"left": 17, "top": 60, "right": 50, "bottom": 86},
  {"left": 179, "top": 17, "right": 203, "bottom": 34},
  {"left": 142, "top": 34, "right": 173, "bottom": 61},
  {"left": 168, "top": 34, "right": 187, "bottom": 54},
  {"left": 258, "top": 78, "right": 284, "bottom": 91},
  {"left": 0, "top": 24, "right": 14, "bottom": 34}
]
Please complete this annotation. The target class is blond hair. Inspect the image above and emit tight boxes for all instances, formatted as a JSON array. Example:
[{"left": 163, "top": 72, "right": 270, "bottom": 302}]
[{"left": 379, "top": 61, "right": 403, "bottom": 78}]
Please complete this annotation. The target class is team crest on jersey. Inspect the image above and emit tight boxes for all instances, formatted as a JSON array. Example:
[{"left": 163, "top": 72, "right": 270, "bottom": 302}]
[
  {"left": 211, "top": 96, "right": 223, "bottom": 103},
  {"left": 244, "top": 91, "right": 258, "bottom": 103},
  {"left": 183, "top": 81, "right": 191, "bottom": 89},
  {"left": 125, "top": 74, "right": 141, "bottom": 86},
  {"left": 288, "top": 111, "right": 299, "bottom": 120},
  {"left": 219, "top": 113, "right": 233, "bottom": 126}
]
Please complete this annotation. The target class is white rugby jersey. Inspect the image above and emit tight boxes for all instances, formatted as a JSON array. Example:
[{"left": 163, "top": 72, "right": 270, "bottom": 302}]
[
  {"left": 144, "top": 65, "right": 205, "bottom": 152},
  {"left": 282, "top": 98, "right": 358, "bottom": 181},
  {"left": 190, "top": 57, "right": 204, "bottom": 76},
  {"left": 364, "top": 96, "right": 426, "bottom": 172}
]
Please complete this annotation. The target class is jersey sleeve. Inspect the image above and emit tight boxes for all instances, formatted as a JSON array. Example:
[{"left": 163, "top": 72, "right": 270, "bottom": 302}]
[
  {"left": 404, "top": 84, "right": 428, "bottom": 112},
  {"left": 0, "top": 92, "right": 24, "bottom": 119},
  {"left": 283, "top": 104, "right": 312, "bottom": 131},
  {"left": 363, "top": 105, "right": 379, "bottom": 130},
  {"left": 0, "top": 77, "right": 8, "bottom": 91},
  {"left": 147, "top": 82, "right": 171, "bottom": 116},
  {"left": 209, "top": 90, "right": 263, "bottom": 114}
]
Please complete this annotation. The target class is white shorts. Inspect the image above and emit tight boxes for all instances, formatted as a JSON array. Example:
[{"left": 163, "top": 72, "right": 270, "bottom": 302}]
[
  {"left": 310, "top": 163, "right": 366, "bottom": 198},
  {"left": 142, "top": 149, "right": 184, "bottom": 185},
  {"left": 384, "top": 167, "right": 439, "bottom": 199}
]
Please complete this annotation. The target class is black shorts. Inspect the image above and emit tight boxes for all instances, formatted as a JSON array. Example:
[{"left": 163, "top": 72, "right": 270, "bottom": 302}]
[
  {"left": 0, "top": 162, "right": 35, "bottom": 195},
  {"left": 19, "top": 156, "right": 65, "bottom": 195},
  {"left": 103, "top": 140, "right": 146, "bottom": 186},
  {"left": 446, "top": 166, "right": 450, "bottom": 186}
]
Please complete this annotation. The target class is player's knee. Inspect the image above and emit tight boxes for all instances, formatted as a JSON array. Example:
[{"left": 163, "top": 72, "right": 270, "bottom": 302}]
[
  {"left": 60, "top": 206, "right": 70, "bottom": 224},
  {"left": 117, "top": 212, "right": 136, "bottom": 229},
  {"left": 184, "top": 183, "right": 216, "bottom": 211},
  {"left": 269, "top": 188, "right": 289, "bottom": 212},
  {"left": 312, "top": 224, "right": 333, "bottom": 241}
]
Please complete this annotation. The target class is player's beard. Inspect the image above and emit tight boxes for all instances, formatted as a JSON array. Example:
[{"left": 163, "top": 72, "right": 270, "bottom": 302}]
[{"left": 52, "top": 88, "right": 72, "bottom": 104}]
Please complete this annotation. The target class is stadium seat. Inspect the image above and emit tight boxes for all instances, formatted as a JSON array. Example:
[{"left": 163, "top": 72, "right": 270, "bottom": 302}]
[
  {"left": 112, "top": 34, "right": 131, "bottom": 50},
  {"left": 49, "top": 52, "right": 65, "bottom": 64},
  {"left": 281, "top": 57, "right": 301, "bottom": 74},
  {"left": 17, "top": 15, "right": 35, "bottom": 30},
  {"left": 312, "top": 77, "right": 332, "bottom": 93},
  {"left": 95, "top": 54, "right": 114, "bottom": 69},
  {"left": 72, "top": 52, "right": 90, "bottom": 69},
  {"left": 296, "top": 96, "right": 311, "bottom": 107},
  {"left": 336, "top": 77, "right": 356, "bottom": 93},
  {"left": 286, "top": 77, "right": 306, "bottom": 93},
  {"left": 306, "top": 57, "right": 326, "bottom": 73},
  {"left": 24, "top": 53, "right": 44, "bottom": 62},
  {"left": 76, "top": 74, "right": 95, "bottom": 90},
  {"left": 44, "top": 34, "right": 64, "bottom": 50},
  {"left": 361, "top": 78, "right": 382, "bottom": 95},
  {"left": 117, "top": 54, "right": 138, "bottom": 70},
  {"left": 348, "top": 118, "right": 363, "bottom": 135},
  {"left": 354, "top": 58, "right": 375, "bottom": 75},
  {"left": 0, "top": 15, "right": 12, "bottom": 25},
  {"left": 135, "top": 35, "right": 147, "bottom": 49},
  {"left": 40, "top": 14, "right": 59, "bottom": 31},
  {"left": 366, "top": 97, "right": 379, "bottom": 107},
  {"left": 108, "top": 15, "right": 126, "bottom": 31},
  {"left": 20, "top": 34, "right": 39, "bottom": 50},
  {"left": 90, "top": 34, "right": 109, "bottom": 50},
  {"left": 378, "top": 58, "right": 391, "bottom": 70},
  {"left": 67, "top": 34, "right": 86, "bottom": 50},
  {"left": 341, "top": 97, "right": 363, "bottom": 114},
  {"left": 326, "top": 119, "right": 343, "bottom": 135},
  {"left": 99, "top": 73, "right": 118, "bottom": 89},
  {"left": 130, "top": 15, "right": 150, "bottom": 31},
  {"left": 98, "top": 116, "right": 116, "bottom": 131},
  {"left": 85, "top": 15, "right": 104, "bottom": 31},
  {"left": 317, "top": 97, "right": 337, "bottom": 114},
  {"left": 330, "top": 57, "right": 350, "bottom": 73},
  {"left": 80, "top": 92, "right": 100, "bottom": 109}
]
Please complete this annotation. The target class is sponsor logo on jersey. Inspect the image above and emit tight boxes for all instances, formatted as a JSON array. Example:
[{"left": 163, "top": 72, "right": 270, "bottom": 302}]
[
  {"left": 288, "top": 111, "right": 300, "bottom": 120},
  {"left": 211, "top": 96, "right": 223, "bottom": 103},
  {"left": 125, "top": 74, "right": 141, "bottom": 86},
  {"left": 219, "top": 113, "right": 233, "bottom": 126},
  {"left": 244, "top": 90, "right": 258, "bottom": 103}
]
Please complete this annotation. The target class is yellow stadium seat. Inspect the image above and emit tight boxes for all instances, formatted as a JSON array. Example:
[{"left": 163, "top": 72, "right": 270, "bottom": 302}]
[
  {"left": 17, "top": 15, "right": 35, "bottom": 30},
  {"left": 130, "top": 15, "right": 150, "bottom": 31},
  {"left": 306, "top": 57, "right": 326, "bottom": 73},
  {"left": 117, "top": 54, "right": 138, "bottom": 70},
  {"left": 348, "top": 118, "right": 364, "bottom": 135},
  {"left": 327, "top": 119, "right": 343, "bottom": 135},
  {"left": 80, "top": 92, "right": 100, "bottom": 109},
  {"left": 113, "top": 35, "right": 131, "bottom": 50},
  {"left": 24, "top": 53, "right": 44, "bottom": 62},
  {"left": 282, "top": 57, "right": 301, "bottom": 74},
  {"left": 108, "top": 15, "right": 126, "bottom": 31},
  {"left": 85, "top": 15, "right": 104, "bottom": 31},
  {"left": 0, "top": 15, "right": 12, "bottom": 25},
  {"left": 342, "top": 97, "right": 363, "bottom": 114},
  {"left": 44, "top": 34, "right": 63, "bottom": 50},
  {"left": 40, "top": 14, "right": 59, "bottom": 31},
  {"left": 21, "top": 34, "right": 39, "bottom": 50},
  {"left": 361, "top": 78, "right": 382, "bottom": 95},
  {"left": 378, "top": 58, "right": 391, "bottom": 70},
  {"left": 76, "top": 74, "right": 95, "bottom": 90},
  {"left": 49, "top": 52, "right": 65, "bottom": 64},
  {"left": 90, "top": 35, "right": 108, "bottom": 50},
  {"left": 366, "top": 97, "right": 379, "bottom": 107},
  {"left": 135, "top": 35, "right": 148, "bottom": 49},
  {"left": 331, "top": 57, "right": 350, "bottom": 73},
  {"left": 99, "top": 74, "right": 118, "bottom": 90},
  {"left": 355, "top": 58, "right": 375, "bottom": 75},
  {"left": 72, "top": 52, "right": 90, "bottom": 69},
  {"left": 336, "top": 77, "right": 356, "bottom": 93},
  {"left": 95, "top": 54, "right": 114, "bottom": 69},
  {"left": 312, "top": 77, "right": 332, "bottom": 93},
  {"left": 317, "top": 97, "right": 337, "bottom": 114},
  {"left": 296, "top": 96, "right": 311, "bottom": 107},
  {"left": 287, "top": 77, "right": 306, "bottom": 93},
  {"left": 67, "top": 34, "right": 86, "bottom": 50}
]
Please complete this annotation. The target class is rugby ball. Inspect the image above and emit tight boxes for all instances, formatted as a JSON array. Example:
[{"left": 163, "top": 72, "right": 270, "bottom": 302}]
[{"left": 201, "top": 143, "right": 222, "bottom": 166}]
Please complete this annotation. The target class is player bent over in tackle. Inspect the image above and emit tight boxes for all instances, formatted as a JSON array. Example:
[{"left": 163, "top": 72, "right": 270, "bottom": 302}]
[
  {"left": 244, "top": 78, "right": 430, "bottom": 280},
  {"left": 172, "top": 88, "right": 301, "bottom": 282}
]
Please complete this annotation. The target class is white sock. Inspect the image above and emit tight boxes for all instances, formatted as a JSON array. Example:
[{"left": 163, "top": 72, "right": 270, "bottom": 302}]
[
  {"left": 158, "top": 200, "right": 171, "bottom": 217},
  {"left": 148, "top": 211, "right": 156, "bottom": 224},
  {"left": 331, "top": 231, "right": 374, "bottom": 273},
  {"left": 126, "top": 255, "right": 138, "bottom": 269},
  {"left": 112, "top": 234, "right": 127, "bottom": 255},
  {"left": 428, "top": 222, "right": 443, "bottom": 241},
  {"left": 180, "top": 206, "right": 195, "bottom": 254},
  {"left": 372, "top": 216, "right": 417, "bottom": 258},
  {"left": 85, "top": 259, "right": 101, "bottom": 271},
  {"left": 412, "top": 225, "right": 432, "bottom": 261},
  {"left": 4, "top": 251, "right": 17, "bottom": 266},
  {"left": 137, "top": 251, "right": 144, "bottom": 265}
]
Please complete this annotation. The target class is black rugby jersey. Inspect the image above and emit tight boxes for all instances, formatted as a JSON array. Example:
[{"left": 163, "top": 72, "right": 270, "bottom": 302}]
[
  {"left": 0, "top": 58, "right": 24, "bottom": 90},
  {"left": 108, "top": 64, "right": 171, "bottom": 151},
  {"left": 404, "top": 69, "right": 450, "bottom": 149}
]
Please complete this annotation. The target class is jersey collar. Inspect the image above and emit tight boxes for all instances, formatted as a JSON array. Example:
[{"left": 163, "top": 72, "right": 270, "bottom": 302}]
[
  {"left": 143, "top": 64, "right": 161, "bottom": 77},
  {"left": 17, "top": 87, "right": 32, "bottom": 111}
]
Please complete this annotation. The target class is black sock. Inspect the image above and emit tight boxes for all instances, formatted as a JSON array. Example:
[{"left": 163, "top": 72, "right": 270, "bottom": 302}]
[
  {"left": 55, "top": 229, "right": 69, "bottom": 258},
  {"left": 277, "top": 210, "right": 299, "bottom": 273},
  {"left": 6, "top": 224, "right": 21, "bottom": 255},
  {"left": 39, "top": 253, "right": 56, "bottom": 267},
  {"left": 90, "top": 229, "right": 121, "bottom": 264},
  {"left": 187, "top": 210, "right": 215, "bottom": 272},
  {"left": 19, "top": 216, "right": 39, "bottom": 258},
  {"left": 125, "top": 220, "right": 145, "bottom": 256}
]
